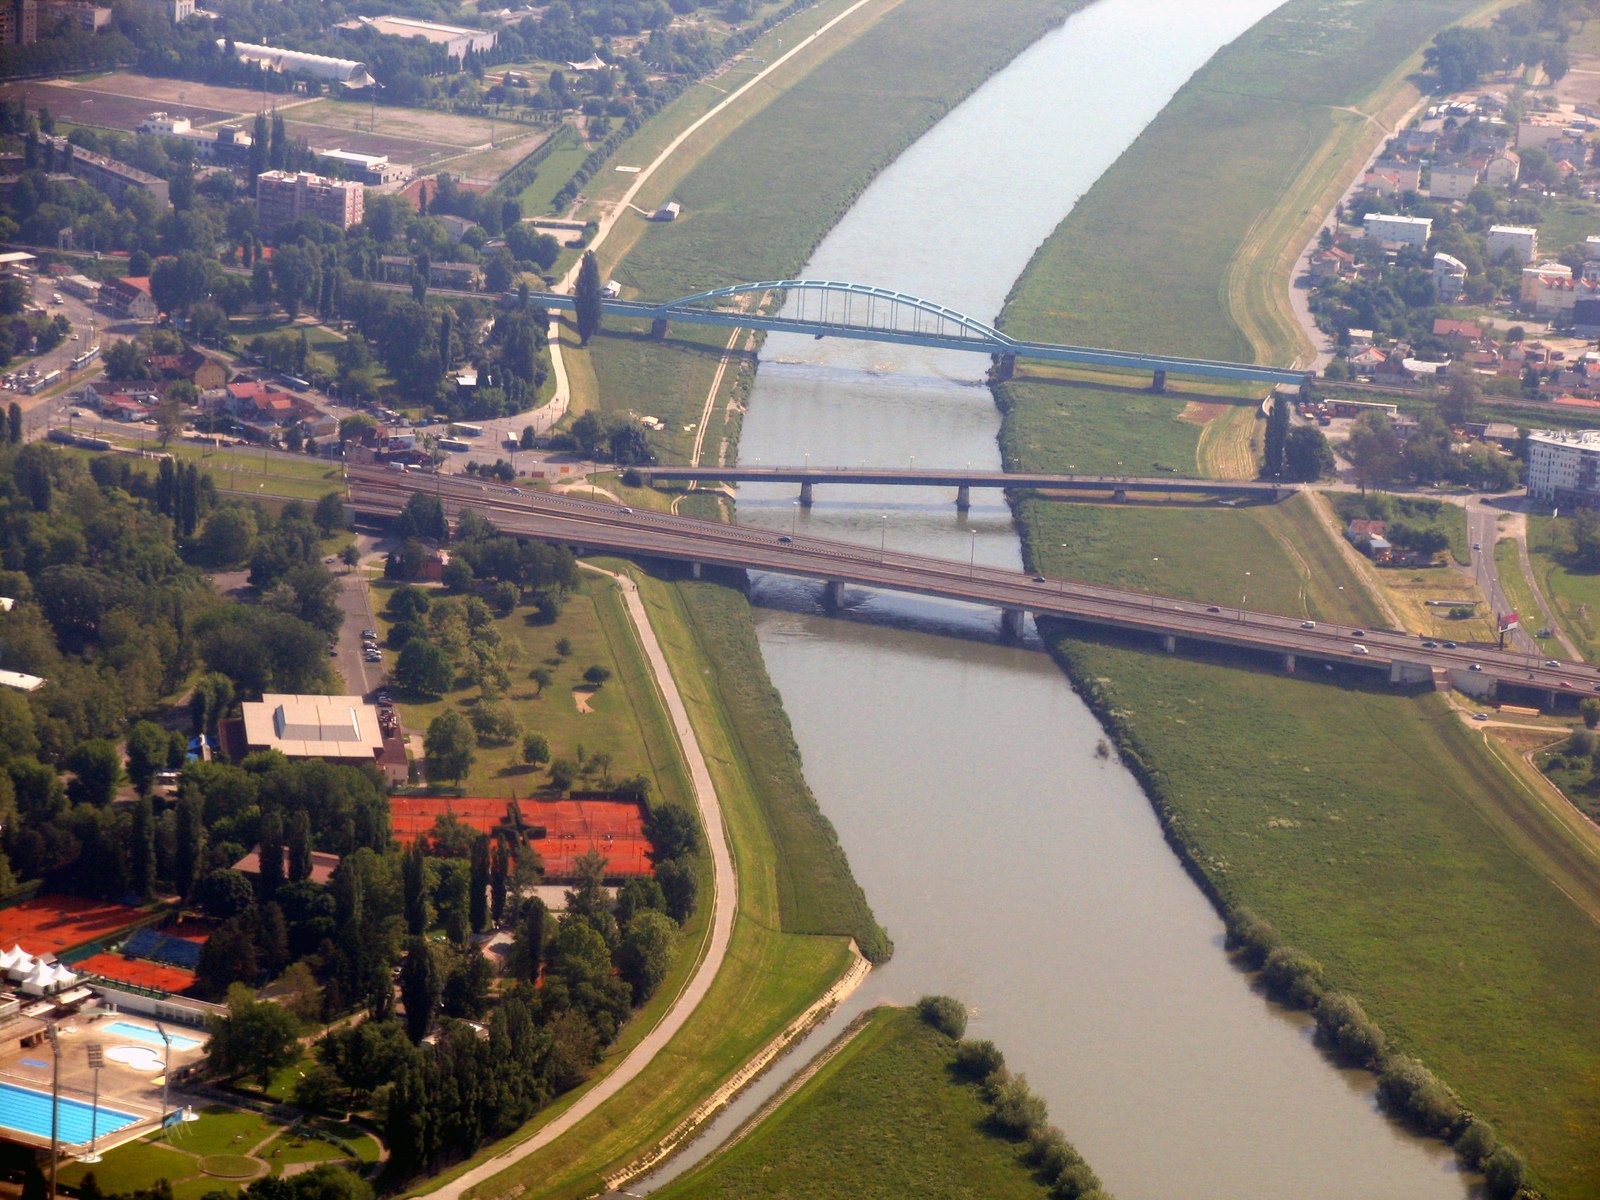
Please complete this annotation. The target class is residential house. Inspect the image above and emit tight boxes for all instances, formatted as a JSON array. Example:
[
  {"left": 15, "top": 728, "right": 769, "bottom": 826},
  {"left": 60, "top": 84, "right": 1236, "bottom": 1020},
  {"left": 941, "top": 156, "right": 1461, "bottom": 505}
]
[
  {"left": 226, "top": 380, "right": 305, "bottom": 426},
  {"left": 1361, "top": 170, "right": 1406, "bottom": 198},
  {"left": 1309, "top": 247, "right": 1356, "bottom": 280},
  {"left": 1363, "top": 213, "right": 1432, "bottom": 250},
  {"left": 1433, "top": 252, "right": 1468, "bottom": 302},
  {"left": 1432, "top": 318, "right": 1482, "bottom": 348},
  {"left": 1484, "top": 148, "right": 1520, "bottom": 188},
  {"left": 102, "top": 276, "right": 157, "bottom": 320},
  {"left": 1488, "top": 224, "right": 1539, "bottom": 264},
  {"left": 146, "top": 349, "right": 226, "bottom": 391},
  {"left": 1372, "top": 158, "right": 1423, "bottom": 191},
  {"left": 1345, "top": 519, "right": 1393, "bottom": 563}
]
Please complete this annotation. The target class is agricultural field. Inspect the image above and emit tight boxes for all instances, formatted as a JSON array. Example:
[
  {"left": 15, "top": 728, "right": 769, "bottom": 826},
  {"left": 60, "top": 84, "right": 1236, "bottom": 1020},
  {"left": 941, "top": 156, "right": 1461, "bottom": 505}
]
[
  {"left": 996, "top": 0, "right": 1600, "bottom": 1192},
  {"left": 0, "top": 79, "right": 235, "bottom": 133},
  {"left": 653, "top": 1008, "right": 1056, "bottom": 1200}
]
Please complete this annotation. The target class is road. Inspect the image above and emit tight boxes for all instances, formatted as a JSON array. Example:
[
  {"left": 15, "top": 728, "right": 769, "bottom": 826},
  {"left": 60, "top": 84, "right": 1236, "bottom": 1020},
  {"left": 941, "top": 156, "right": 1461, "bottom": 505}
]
[
  {"left": 1467, "top": 498, "right": 1541, "bottom": 656},
  {"left": 348, "top": 465, "right": 1600, "bottom": 702},
  {"left": 415, "top": 561, "right": 738, "bottom": 1200}
]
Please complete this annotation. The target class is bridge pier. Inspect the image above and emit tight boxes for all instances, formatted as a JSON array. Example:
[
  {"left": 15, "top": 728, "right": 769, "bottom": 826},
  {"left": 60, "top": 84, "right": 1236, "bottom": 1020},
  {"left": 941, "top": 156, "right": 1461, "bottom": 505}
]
[
  {"left": 691, "top": 561, "right": 702, "bottom": 579},
  {"left": 1113, "top": 488, "right": 1128, "bottom": 503},
  {"left": 637, "top": 470, "right": 655, "bottom": 488},
  {"left": 651, "top": 317, "right": 670, "bottom": 340},
  {"left": 1001, "top": 609, "right": 1026, "bottom": 641},
  {"left": 822, "top": 580, "right": 845, "bottom": 610},
  {"left": 956, "top": 484, "right": 970, "bottom": 511},
  {"left": 799, "top": 480, "right": 814, "bottom": 507},
  {"left": 993, "top": 353, "right": 1017, "bottom": 382},
  {"left": 1162, "top": 633, "right": 1178, "bottom": 653},
  {"left": 1151, "top": 369, "right": 1168, "bottom": 393},
  {"left": 1283, "top": 653, "right": 1295, "bottom": 674}
]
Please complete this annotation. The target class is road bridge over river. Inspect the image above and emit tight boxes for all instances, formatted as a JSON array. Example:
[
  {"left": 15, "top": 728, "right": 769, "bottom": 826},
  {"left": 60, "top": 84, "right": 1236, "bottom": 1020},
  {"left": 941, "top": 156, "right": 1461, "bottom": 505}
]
[
  {"left": 347, "top": 466, "right": 1584, "bottom": 706},
  {"left": 635, "top": 465, "right": 1294, "bottom": 508},
  {"left": 530, "top": 279, "right": 1312, "bottom": 392}
]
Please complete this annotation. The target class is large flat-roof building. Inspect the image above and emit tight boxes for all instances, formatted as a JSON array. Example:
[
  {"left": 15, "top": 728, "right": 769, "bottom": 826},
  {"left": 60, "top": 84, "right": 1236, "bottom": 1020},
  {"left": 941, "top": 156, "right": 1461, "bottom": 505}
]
[
  {"left": 225, "top": 693, "right": 406, "bottom": 782},
  {"left": 1363, "top": 212, "right": 1431, "bottom": 250},
  {"left": 341, "top": 14, "right": 497, "bottom": 63},
  {"left": 43, "top": 136, "right": 169, "bottom": 208},
  {"left": 257, "top": 169, "right": 365, "bottom": 231},
  {"left": 1488, "top": 224, "right": 1539, "bottom": 265},
  {"left": 1527, "top": 428, "right": 1600, "bottom": 505}
]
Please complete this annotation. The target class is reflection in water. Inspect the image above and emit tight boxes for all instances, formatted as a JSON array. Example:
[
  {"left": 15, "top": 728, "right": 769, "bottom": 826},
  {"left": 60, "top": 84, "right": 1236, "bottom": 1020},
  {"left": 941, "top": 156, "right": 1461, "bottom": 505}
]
[{"left": 636, "top": 0, "right": 1471, "bottom": 1196}]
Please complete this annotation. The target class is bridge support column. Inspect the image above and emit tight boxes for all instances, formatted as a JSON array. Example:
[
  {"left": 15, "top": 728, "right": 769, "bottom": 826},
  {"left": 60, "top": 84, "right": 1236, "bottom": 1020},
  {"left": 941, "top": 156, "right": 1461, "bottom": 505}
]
[
  {"left": 691, "top": 562, "right": 702, "bottom": 579},
  {"left": 994, "top": 353, "right": 1016, "bottom": 382},
  {"left": 1283, "top": 653, "right": 1295, "bottom": 674},
  {"left": 638, "top": 470, "right": 655, "bottom": 488},
  {"left": 823, "top": 580, "right": 845, "bottom": 610},
  {"left": 1162, "top": 634, "right": 1177, "bottom": 653},
  {"left": 1151, "top": 369, "right": 1168, "bottom": 393},
  {"left": 651, "top": 318, "right": 670, "bottom": 340},
  {"left": 956, "top": 484, "right": 971, "bottom": 511},
  {"left": 1113, "top": 488, "right": 1128, "bottom": 503},
  {"left": 1001, "top": 609, "right": 1026, "bottom": 641},
  {"left": 799, "top": 480, "right": 814, "bottom": 507}
]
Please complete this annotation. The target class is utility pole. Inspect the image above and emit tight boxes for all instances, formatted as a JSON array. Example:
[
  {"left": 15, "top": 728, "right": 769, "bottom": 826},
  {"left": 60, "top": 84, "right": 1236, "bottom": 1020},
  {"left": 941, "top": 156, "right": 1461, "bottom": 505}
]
[{"left": 45, "top": 1020, "right": 59, "bottom": 1200}]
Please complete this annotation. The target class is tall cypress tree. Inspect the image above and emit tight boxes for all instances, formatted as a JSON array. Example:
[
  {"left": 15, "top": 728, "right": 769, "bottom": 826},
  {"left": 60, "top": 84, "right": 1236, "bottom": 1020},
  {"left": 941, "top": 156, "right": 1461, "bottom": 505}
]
[
  {"left": 1263, "top": 392, "right": 1291, "bottom": 478},
  {"left": 7, "top": 402, "right": 21, "bottom": 444},
  {"left": 175, "top": 790, "right": 206, "bottom": 900},
  {"left": 469, "top": 834, "right": 490, "bottom": 933},
  {"left": 574, "top": 250, "right": 602, "bottom": 346},
  {"left": 257, "top": 808, "right": 284, "bottom": 898},
  {"left": 130, "top": 796, "right": 156, "bottom": 900},
  {"left": 489, "top": 837, "right": 509, "bottom": 924},
  {"left": 287, "top": 809, "right": 313, "bottom": 882}
]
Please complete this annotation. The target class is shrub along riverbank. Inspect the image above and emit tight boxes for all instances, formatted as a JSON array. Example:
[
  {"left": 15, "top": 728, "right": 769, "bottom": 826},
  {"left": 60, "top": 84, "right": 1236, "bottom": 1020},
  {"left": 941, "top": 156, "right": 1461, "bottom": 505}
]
[
  {"left": 652, "top": 1000, "right": 1110, "bottom": 1200},
  {"left": 995, "top": 0, "right": 1600, "bottom": 1195}
]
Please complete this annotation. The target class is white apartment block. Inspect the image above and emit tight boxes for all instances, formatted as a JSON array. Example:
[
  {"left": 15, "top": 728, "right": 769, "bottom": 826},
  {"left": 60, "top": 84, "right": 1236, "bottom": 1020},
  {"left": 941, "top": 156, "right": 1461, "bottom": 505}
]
[
  {"left": 1527, "top": 429, "right": 1600, "bottom": 505},
  {"left": 1488, "top": 224, "right": 1539, "bottom": 264},
  {"left": 1363, "top": 213, "right": 1432, "bottom": 250},
  {"left": 1429, "top": 163, "right": 1479, "bottom": 201}
]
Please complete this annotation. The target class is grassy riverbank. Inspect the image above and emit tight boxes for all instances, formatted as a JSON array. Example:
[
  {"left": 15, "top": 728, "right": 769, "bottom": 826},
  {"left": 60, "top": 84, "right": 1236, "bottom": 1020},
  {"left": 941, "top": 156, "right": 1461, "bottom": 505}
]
[
  {"left": 651, "top": 1007, "right": 1063, "bottom": 1200},
  {"left": 997, "top": 0, "right": 1600, "bottom": 1194},
  {"left": 579, "top": 0, "right": 1092, "bottom": 442}
]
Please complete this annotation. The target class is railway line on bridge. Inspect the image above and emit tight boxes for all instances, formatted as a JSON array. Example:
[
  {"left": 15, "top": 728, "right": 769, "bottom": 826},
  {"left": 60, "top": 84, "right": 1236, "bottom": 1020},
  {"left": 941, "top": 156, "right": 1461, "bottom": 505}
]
[{"left": 347, "top": 466, "right": 1590, "bottom": 705}]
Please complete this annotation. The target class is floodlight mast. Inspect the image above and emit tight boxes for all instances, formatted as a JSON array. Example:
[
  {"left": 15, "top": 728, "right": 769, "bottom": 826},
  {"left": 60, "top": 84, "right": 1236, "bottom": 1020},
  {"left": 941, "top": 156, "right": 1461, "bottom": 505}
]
[{"left": 45, "top": 1019, "right": 59, "bottom": 1200}]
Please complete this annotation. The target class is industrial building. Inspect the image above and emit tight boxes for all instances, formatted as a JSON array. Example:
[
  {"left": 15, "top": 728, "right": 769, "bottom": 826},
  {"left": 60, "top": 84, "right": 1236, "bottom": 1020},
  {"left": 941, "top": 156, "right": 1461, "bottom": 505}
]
[
  {"left": 315, "top": 147, "right": 408, "bottom": 184},
  {"left": 257, "top": 169, "right": 365, "bottom": 231},
  {"left": 1526, "top": 428, "right": 1600, "bottom": 506},
  {"left": 138, "top": 112, "right": 254, "bottom": 165},
  {"left": 339, "top": 14, "right": 497, "bottom": 63},
  {"left": 220, "top": 39, "right": 374, "bottom": 87}
]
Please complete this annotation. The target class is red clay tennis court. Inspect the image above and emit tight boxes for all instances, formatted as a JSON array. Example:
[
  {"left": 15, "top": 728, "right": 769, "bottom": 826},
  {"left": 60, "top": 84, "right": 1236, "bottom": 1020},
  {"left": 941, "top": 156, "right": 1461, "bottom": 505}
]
[
  {"left": 390, "top": 797, "right": 654, "bottom": 877},
  {"left": 390, "top": 798, "right": 514, "bottom": 845},
  {"left": 0, "top": 896, "right": 146, "bottom": 956},
  {"left": 73, "top": 953, "right": 196, "bottom": 995}
]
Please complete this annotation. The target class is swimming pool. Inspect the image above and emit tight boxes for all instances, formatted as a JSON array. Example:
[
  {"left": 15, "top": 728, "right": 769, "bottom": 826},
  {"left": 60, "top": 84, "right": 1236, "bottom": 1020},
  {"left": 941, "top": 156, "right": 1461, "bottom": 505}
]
[
  {"left": 102, "top": 1021, "right": 201, "bottom": 1051},
  {"left": 0, "top": 1081, "right": 139, "bottom": 1143}
]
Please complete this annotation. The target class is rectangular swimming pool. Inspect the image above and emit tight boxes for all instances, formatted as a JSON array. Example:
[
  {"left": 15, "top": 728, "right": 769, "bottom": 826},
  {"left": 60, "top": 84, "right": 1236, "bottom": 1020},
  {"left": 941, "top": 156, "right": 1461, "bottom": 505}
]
[
  {"left": 0, "top": 1081, "right": 139, "bottom": 1143},
  {"left": 102, "top": 1021, "right": 201, "bottom": 1051}
]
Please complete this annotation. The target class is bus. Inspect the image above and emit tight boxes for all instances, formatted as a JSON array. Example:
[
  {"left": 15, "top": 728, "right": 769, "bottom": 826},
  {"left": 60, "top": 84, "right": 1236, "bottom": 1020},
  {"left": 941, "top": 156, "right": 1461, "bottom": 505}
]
[
  {"left": 452, "top": 423, "right": 484, "bottom": 438},
  {"left": 438, "top": 438, "right": 472, "bottom": 452},
  {"left": 280, "top": 375, "right": 312, "bottom": 391}
]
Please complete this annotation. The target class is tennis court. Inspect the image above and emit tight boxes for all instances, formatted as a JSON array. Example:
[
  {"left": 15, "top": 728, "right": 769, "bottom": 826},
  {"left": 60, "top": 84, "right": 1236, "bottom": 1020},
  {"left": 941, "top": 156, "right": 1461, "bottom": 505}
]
[
  {"left": 73, "top": 954, "right": 196, "bottom": 996},
  {"left": 389, "top": 797, "right": 655, "bottom": 877},
  {"left": 0, "top": 896, "right": 146, "bottom": 956}
]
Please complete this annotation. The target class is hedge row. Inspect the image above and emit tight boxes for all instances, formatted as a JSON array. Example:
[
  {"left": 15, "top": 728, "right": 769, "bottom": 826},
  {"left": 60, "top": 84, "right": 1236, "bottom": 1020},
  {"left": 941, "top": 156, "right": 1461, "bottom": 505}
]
[
  {"left": 919, "top": 997, "right": 1113, "bottom": 1200},
  {"left": 1229, "top": 909, "right": 1530, "bottom": 1198}
]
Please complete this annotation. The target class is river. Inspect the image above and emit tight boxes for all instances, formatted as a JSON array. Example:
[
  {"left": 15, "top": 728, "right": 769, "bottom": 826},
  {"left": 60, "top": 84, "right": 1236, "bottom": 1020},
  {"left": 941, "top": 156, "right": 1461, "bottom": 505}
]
[{"left": 639, "top": 1, "right": 1471, "bottom": 1196}]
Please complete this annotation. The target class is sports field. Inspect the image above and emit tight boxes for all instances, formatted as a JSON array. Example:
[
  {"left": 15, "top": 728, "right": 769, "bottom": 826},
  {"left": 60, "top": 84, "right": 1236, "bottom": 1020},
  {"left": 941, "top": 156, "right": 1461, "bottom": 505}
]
[
  {"left": 389, "top": 796, "right": 656, "bottom": 877},
  {"left": 0, "top": 895, "right": 147, "bottom": 956},
  {"left": 73, "top": 953, "right": 197, "bottom": 995}
]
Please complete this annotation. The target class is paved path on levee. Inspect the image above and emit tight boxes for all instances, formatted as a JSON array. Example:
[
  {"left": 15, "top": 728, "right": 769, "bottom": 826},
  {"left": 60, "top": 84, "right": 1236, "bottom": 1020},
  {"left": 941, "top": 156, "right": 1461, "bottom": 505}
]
[
  {"left": 485, "top": 0, "right": 886, "bottom": 448},
  {"left": 417, "top": 563, "right": 737, "bottom": 1200}
]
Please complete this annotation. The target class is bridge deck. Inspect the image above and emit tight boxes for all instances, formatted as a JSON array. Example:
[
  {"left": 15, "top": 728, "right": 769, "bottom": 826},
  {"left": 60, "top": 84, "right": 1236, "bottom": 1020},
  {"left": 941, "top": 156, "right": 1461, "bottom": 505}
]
[
  {"left": 638, "top": 466, "right": 1290, "bottom": 496},
  {"left": 346, "top": 467, "right": 1577, "bottom": 701},
  {"left": 526, "top": 290, "right": 1310, "bottom": 387}
]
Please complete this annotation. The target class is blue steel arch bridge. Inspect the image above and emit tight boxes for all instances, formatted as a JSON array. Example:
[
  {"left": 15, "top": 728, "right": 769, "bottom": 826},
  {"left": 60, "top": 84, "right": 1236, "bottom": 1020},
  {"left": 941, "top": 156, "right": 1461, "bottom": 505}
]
[{"left": 527, "top": 279, "right": 1310, "bottom": 391}]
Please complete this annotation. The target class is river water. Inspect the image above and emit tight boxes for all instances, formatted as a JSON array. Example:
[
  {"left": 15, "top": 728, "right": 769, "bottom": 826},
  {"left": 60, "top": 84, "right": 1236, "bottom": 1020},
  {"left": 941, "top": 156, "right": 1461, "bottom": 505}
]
[{"left": 639, "top": 1, "right": 1471, "bottom": 1196}]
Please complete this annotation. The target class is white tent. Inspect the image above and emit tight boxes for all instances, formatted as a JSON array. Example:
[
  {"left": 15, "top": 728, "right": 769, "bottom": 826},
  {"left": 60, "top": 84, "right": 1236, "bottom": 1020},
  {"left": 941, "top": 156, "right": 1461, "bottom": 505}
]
[
  {"left": 19, "top": 959, "right": 78, "bottom": 997},
  {"left": 565, "top": 54, "right": 607, "bottom": 71},
  {"left": 1, "top": 944, "right": 37, "bottom": 981}
]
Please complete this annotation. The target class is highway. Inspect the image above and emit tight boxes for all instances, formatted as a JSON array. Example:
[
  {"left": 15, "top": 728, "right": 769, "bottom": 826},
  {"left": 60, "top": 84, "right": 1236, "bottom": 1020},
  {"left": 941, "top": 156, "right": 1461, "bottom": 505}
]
[{"left": 347, "top": 465, "right": 1597, "bottom": 702}]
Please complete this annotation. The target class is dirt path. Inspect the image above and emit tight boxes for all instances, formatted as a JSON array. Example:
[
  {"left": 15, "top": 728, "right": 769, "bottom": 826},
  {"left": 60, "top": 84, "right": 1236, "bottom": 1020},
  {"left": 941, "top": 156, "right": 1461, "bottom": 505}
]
[{"left": 414, "top": 562, "right": 737, "bottom": 1200}]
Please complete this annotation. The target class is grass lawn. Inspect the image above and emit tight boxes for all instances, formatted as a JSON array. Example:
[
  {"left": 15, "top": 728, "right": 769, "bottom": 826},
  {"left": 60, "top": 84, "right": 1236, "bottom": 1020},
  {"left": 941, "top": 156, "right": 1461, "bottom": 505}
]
[
  {"left": 514, "top": 127, "right": 591, "bottom": 216},
  {"left": 653, "top": 1008, "right": 1058, "bottom": 1200},
  {"left": 60, "top": 1106, "right": 287, "bottom": 1200},
  {"left": 996, "top": 0, "right": 1600, "bottom": 1193},
  {"left": 583, "top": 320, "right": 749, "bottom": 461},
  {"left": 262, "top": 1133, "right": 350, "bottom": 1175},
  {"left": 382, "top": 572, "right": 691, "bottom": 809},
  {"left": 1524, "top": 514, "right": 1600, "bottom": 663},
  {"left": 63, "top": 441, "right": 345, "bottom": 503}
]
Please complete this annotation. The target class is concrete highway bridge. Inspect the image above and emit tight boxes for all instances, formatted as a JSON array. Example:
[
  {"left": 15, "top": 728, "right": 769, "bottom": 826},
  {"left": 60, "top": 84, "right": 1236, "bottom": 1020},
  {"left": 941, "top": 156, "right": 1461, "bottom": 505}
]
[
  {"left": 347, "top": 466, "right": 1586, "bottom": 705},
  {"left": 527, "top": 280, "right": 1312, "bottom": 392},
  {"left": 634, "top": 465, "right": 1295, "bottom": 508}
]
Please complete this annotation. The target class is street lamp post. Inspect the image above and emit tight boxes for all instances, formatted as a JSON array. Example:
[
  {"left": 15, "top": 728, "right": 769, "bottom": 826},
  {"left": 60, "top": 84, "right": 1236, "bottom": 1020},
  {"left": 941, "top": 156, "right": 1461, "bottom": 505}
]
[
  {"left": 45, "top": 1020, "right": 59, "bottom": 1200},
  {"left": 82, "top": 1043, "right": 104, "bottom": 1164},
  {"left": 879, "top": 515, "right": 887, "bottom": 561}
]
